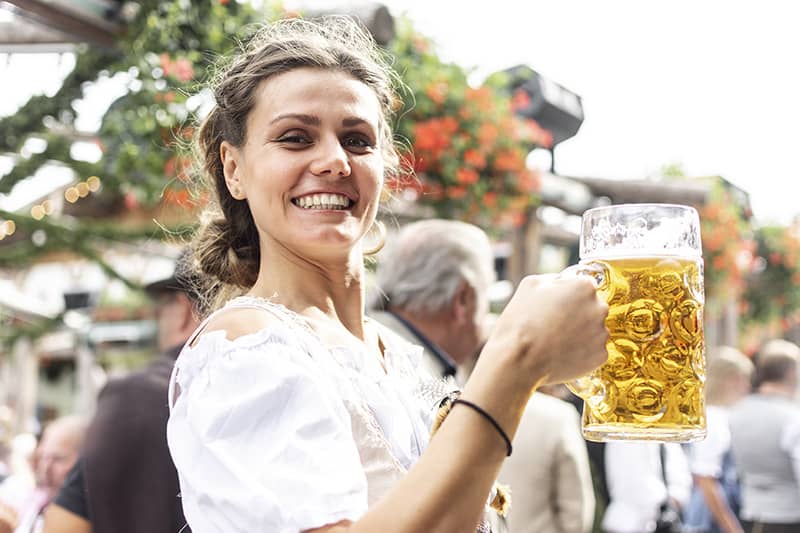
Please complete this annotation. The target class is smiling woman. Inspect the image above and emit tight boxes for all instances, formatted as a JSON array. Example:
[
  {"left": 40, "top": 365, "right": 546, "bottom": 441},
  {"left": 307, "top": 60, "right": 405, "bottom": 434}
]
[{"left": 166, "top": 15, "right": 610, "bottom": 533}]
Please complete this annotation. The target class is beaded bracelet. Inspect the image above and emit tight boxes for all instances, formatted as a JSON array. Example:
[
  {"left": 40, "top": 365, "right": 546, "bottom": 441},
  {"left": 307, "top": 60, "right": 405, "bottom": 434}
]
[{"left": 452, "top": 399, "right": 513, "bottom": 457}]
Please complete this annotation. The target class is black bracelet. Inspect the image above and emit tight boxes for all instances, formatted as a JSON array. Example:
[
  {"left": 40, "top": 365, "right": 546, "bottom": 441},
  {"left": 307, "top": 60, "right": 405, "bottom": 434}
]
[{"left": 452, "top": 399, "right": 513, "bottom": 457}]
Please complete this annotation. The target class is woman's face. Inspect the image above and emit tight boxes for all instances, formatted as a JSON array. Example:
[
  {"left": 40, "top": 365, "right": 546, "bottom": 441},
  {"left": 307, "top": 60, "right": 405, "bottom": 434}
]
[{"left": 221, "top": 67, "right": 385, "bottom": 262}]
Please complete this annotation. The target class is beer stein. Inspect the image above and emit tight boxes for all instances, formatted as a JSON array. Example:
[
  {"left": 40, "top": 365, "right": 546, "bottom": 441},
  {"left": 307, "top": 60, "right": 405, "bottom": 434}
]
[{"left": 567, "top": 203, "right": 706, "bottom": 442}]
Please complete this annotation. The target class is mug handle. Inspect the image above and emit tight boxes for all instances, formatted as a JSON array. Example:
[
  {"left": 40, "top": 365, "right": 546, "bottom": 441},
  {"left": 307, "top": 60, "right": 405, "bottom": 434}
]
[{"left": 558, "top": 261, "right": 610, "bottom": 403}]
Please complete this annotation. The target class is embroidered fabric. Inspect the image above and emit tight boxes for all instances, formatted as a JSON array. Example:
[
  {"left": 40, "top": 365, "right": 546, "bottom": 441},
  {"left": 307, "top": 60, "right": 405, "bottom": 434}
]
[{"left": 167, "top": 295, "right": 455, "bottom": 532}]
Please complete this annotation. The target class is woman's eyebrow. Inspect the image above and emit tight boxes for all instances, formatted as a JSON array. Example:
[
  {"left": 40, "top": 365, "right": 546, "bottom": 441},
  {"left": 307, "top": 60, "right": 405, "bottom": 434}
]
[
  {"left": 270, "top": 113, "right": 319, "bottom": 125},
  {"left": 342, "top": 116, "right": 372, "bottom": 128}
]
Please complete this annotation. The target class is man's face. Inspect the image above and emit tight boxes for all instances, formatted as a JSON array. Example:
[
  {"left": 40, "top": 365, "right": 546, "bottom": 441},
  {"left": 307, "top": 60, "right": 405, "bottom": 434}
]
[
  {"left": 34, "top": 426, "right": 80, "bottom": 501},
  {"left": 450, "top": 284, "right": 490, "bottom": 366},
  {"left": 153, "top": 291, "right": 185, "bottom": 352}
]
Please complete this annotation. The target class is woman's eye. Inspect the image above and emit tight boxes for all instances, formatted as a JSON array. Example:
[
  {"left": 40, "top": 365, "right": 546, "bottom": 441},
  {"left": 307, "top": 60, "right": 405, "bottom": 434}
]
[
  {"left": 343, "top": 135, "right": 374, "bottom": 151},
  {"left": 276, "top": 133, "right": 312, "bottom": 145}
]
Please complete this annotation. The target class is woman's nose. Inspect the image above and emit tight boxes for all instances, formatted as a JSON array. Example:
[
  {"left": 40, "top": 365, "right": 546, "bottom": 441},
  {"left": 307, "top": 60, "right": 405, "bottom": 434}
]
[{"left": 310, "top": 136, "right": 351, "bottom": 178}]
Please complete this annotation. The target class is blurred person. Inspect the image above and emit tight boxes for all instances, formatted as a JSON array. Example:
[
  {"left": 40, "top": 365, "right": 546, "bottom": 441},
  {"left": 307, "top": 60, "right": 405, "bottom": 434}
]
[
  {"left": 728, "top": 339, "right": 800, "bottom": 533},
  {"left": 43, "top": 251, "right": 201, "bottom": 533},
  {"left": 542, "top": 385, "right": 609, "bottom": 533},
  {"left": 0, "top": 416, "right": 86, "bottom": 533},
  {"left": 499, "top": 391, "right": 595, "bottom": 533},
  {"left": 370, "top": 219, "right": 496, "bottom": 384},
  {"left": 601, "top": 441, "right": 691, "bottom": 533},
  {"left": 684, "top": 347, "right": 754, "bottom": 533},
  {"left": 370, "top": 219, "right": 506, "bottom": 531},
  {"left": 0, "top": 433, "right": 37, "bottom": 499}
]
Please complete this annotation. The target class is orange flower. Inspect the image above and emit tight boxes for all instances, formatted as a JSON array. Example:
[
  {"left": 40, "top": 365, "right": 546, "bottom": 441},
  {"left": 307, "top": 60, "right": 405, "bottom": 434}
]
[
  {"left": 464, "top": 149, "right": 486, "bottom": 170},
  {"left": 425, "top": 82, "right": 448, "bottom": 105},
  {"left": 456, "top": 167, "right": 479, "bottom": 185},
  {"left": 448, "top": 185, "right": 468, "bottom": 199},
  {"left": 517, "top": 169, "right": 541, "bottom": 193},
  {"left": 465, "top": 87, "right": 494, "bottom": 112},
  {"left": 478, "top": 123, "right": 498, "bottom": 145},
  {"left": 483, "top": 191, "right": 498, "bottom": 207},
  {"left": 494, "top": 149, "right": 524, "bottom": 173},
  {"left": 414, "top": 120, "right": 449, "bottom": 152}
]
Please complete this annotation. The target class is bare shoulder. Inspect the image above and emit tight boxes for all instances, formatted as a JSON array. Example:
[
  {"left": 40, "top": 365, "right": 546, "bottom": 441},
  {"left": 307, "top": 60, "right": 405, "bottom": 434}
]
[{"left": 192, "top": 305, "right": 285, "bottom": 346}]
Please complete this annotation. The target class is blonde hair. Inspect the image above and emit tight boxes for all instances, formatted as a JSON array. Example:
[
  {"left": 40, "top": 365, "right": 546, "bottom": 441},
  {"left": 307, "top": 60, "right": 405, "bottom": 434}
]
[
  {"left": 190, "top": 16, "right": 403, "bottom": 311},
  {"left": 705, "top": 346, "right": 754, "bottom": 405}
]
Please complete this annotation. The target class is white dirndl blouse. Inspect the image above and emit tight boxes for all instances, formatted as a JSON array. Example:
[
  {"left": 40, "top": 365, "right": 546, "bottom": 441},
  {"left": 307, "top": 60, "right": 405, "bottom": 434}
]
[{"left": 167, "top": 296, "right": 453, "bottom": 533}]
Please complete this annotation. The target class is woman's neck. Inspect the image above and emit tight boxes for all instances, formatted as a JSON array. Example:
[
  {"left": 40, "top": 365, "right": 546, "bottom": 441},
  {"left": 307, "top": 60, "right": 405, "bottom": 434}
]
[{"left": 248, "top": 243, "right": 367, "bottom": 337}]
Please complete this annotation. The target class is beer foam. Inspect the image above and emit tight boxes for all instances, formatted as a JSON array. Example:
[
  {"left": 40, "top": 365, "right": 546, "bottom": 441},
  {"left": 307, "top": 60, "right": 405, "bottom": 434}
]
[{"left": 582, "top": 214, "right": 702, "bottom": 259}]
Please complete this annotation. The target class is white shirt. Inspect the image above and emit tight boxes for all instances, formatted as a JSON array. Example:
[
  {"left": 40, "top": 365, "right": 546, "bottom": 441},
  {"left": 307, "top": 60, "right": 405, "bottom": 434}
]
[
  {"left": 781, "top": 414, "right": 800, "bottom": 497},
  {"left": 167, "top": 297, "right": 447, "bottom": 533},
  {"left": 602, "top": 442, "right": 691, "bottom": 533},
  {"left": 689, "top": 405, "right": 729, "bottom": 478}
]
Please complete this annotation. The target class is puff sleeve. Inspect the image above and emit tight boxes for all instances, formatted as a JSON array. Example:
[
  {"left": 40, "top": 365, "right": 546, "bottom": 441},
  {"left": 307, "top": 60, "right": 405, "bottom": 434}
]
[{"left": 167, "top": 329, "right": 368, "bottom": 533}]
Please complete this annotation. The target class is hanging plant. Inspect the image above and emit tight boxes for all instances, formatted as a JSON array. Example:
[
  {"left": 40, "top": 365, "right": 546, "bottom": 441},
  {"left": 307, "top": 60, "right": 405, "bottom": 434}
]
[{"left": 388, "top": 20, "right": 552, "bottom": 227}]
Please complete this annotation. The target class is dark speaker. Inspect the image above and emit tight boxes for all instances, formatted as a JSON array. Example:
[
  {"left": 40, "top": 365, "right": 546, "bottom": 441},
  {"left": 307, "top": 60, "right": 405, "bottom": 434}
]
[{"left": 496, "top": 65, "right": 584, "bottom": 147}]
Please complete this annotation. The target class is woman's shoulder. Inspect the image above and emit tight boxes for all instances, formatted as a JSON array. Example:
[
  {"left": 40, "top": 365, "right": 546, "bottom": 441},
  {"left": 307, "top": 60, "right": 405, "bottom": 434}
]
[
  {"left": 199, "top": 306, "right": 276, "bottom": 343},
  {"left": 190, "top": 296, "right": 309, "bottom": 348}
]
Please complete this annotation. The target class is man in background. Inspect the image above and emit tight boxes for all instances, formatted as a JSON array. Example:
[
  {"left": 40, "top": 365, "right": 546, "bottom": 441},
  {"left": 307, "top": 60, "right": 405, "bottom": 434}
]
[
  {"left": 371, "top": 219, "right": 495, "bottom": 384},
  {"left": 729, "top": 339, "right": 800, "bottom": 533},
  {"left": 500, "top": 390, "right": 596, "bottom": 533},
  {"left": 43, "top": 251, "right": 201, "bottom": 533},
  {"left": 0, "top": 415, "right": 87, "bottom": 533},
  {"left": 372, "top": 219, "right": 595, "bottom": 532}
]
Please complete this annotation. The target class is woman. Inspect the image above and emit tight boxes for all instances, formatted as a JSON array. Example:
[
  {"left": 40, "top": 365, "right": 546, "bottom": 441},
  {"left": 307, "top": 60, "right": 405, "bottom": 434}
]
[
  {"left": 684, "top": 347, "right": 754, "bottom": 533},
  {"left": 167, "top": 16, "right": 609, "bottom": 533}
]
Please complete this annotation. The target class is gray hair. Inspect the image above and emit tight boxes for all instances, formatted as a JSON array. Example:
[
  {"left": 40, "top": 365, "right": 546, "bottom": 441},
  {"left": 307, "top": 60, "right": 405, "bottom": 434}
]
[{"left": 376, "top": 220, "right": 495, "bottom": 315}]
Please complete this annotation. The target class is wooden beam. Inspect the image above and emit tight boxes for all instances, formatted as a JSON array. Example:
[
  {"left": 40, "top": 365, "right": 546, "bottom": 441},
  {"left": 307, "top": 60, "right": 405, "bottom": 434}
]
[
  {"left": 565, "top": 175, "right": 709, "bottom": 206},
  {"left": 3, "top": 0, "right": 118, "bottom": 47}
]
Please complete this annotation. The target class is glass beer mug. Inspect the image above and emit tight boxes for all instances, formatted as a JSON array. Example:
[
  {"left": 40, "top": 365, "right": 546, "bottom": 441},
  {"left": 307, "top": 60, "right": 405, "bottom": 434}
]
[{"left": 566, "top": 203, "right": 707, "bottom": 442}]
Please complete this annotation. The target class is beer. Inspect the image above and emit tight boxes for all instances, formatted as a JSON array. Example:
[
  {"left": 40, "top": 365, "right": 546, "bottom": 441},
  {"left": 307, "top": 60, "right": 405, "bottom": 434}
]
[{"left": 581, "top": 255, "right": 706, "bottom": 442}]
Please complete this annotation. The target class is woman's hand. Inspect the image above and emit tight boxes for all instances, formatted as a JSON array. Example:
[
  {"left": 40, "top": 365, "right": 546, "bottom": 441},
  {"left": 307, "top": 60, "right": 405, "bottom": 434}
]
[{"left": 484, "top": 274, "right": 609, "bottom": 387}]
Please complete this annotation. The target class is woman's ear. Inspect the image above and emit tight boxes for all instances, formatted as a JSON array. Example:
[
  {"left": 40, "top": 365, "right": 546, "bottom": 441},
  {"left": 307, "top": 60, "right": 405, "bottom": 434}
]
[{"left": 221, "top": 140, "right": 246, "bottom": 200}]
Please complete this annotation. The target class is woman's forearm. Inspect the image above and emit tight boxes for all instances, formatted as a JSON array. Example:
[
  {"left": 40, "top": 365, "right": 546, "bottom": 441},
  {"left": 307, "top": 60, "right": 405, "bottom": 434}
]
[
  {"left": 317, "top": 275, "right": 608, "bottom": 533},
  {"left": 348, "top": 352, "right": 535, "bottom": 533}
]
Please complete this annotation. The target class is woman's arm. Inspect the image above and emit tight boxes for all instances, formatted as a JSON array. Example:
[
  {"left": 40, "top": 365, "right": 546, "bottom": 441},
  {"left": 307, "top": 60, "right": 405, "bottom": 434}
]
[{"left": 315, "top": 275, "right": 609, "bottom": 533}]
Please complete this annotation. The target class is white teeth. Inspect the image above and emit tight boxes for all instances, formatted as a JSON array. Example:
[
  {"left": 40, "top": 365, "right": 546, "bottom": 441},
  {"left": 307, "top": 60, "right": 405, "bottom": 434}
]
[{"left": 294, "top": 193, "right": 351, "bottom": 210}]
